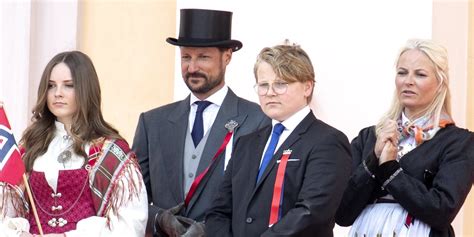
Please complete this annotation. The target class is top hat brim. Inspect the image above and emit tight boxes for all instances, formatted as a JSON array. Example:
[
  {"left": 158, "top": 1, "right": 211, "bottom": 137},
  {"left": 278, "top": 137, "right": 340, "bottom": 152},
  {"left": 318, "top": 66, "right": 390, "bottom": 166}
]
[{"left": 166, "top": 37, "right": 243, "bottom": 52}]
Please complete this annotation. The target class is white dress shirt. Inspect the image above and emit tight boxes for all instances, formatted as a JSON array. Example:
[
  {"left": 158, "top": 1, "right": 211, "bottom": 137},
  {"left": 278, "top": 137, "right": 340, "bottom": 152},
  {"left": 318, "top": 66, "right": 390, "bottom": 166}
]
[
  {"left": 188, "top": 86, "right": 236, "bottom": 170},
  {"left": 259, "top": 106, "right": 311, "bottom": 166},
  {"left": 188, "top": 85, "right": 228, "bottom": 136}
]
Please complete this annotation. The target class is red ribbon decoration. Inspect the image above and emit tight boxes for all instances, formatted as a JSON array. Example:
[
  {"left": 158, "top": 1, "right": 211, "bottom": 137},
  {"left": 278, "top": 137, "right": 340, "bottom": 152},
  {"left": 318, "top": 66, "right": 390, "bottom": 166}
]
[
  {"left": 185, "top": 131, "right": 233, "bottom": 207},
  {"left": 268, "top": 149, "right": 292, "bottom": 227}
]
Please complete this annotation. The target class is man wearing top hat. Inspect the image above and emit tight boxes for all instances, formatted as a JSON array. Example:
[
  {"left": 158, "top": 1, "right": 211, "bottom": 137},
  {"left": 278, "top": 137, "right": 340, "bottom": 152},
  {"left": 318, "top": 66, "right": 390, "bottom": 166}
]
[{"left": 132, "top": 8, "right": 270, "bottom": 236}]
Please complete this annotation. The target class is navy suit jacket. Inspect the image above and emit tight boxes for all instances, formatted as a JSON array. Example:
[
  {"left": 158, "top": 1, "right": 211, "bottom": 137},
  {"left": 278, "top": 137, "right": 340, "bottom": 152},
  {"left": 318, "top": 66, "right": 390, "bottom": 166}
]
[{"left": 206, "top": 112, "right": 352, "bottom": 237}]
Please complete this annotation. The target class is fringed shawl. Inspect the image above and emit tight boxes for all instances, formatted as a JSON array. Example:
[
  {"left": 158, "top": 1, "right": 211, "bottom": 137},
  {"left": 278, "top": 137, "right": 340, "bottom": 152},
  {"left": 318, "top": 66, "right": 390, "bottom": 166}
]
[
  {"left": 0, "top": 182, "right": 28, "bottom": 218},
  {"left": 88, "top": 138, "right": 142, "bottom": 220}
]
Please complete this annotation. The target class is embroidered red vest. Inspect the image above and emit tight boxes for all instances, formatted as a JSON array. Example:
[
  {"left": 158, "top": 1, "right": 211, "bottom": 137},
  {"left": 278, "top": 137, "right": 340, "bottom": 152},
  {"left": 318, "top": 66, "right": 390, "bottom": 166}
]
[{"left": 28, "top": 169, "right": 96, "bottom": 234}]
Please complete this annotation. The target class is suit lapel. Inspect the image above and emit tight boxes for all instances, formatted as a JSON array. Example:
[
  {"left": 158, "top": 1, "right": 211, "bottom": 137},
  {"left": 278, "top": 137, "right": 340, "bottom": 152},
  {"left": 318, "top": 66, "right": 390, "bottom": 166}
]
[
  {"left": 164, "top": 97, "right": 190, "bottom": 202},
  {"left": 249, "top": 126, "right": 272, "bottom": 188},
  {"left": 187, "top": 89, "right": 248, "bottom": 211},
  {"left": 251, "top": 113, "right": 315, "bottom": 197},
  {"left": 237, "top": 126, "right": 270, "bottom": 210}
]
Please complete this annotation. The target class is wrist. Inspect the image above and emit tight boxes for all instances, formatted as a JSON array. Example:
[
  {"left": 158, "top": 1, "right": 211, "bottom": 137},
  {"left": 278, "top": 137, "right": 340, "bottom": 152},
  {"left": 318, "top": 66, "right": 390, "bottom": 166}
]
[
  {"left": 374, "top": 150, "right": 381, "bottom": 159},
  {"left": 374, "top": 160, "right": 400, "bottom": 185},
  {"left": 363, "top": 151, "right": 379, "bottom": 179}
]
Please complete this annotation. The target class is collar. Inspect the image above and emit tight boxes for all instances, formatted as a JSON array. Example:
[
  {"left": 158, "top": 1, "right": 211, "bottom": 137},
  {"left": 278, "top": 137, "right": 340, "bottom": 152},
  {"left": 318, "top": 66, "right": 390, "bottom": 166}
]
[
  {"left": 273, "top": 106, "right": 311, "bottom": 132},
  {"left": 401, "top": 111, "right": 430, "bottom": 128},
  {"left": 189, "top": 85, "right": 228, "bottom": 107},
  {"left": 54, "top": 120, "right": 69, "bottom": 137}
]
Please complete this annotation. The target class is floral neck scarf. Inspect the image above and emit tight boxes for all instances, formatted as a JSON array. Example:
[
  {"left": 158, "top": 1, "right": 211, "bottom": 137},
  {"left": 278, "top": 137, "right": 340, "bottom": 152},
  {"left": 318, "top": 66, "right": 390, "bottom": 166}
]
[
  {"left": 396, "top": 112, "right": 454, "bottom": 160},
  {"left": 398, "top": 112, "right": 454, "bottom": 145}
]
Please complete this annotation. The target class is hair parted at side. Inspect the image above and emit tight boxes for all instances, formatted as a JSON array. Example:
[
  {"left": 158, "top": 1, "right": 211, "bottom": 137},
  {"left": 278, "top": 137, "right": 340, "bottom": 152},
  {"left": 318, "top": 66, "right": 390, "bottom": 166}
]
[
  {"left": 253, "top": 40, "right": 316, "bottom": 102},
  {"left": 376, "top": 39, "right": 452, "bottom": 136},
  {"left": 20, "top": 51, "right": 122, "bottom": 171}
]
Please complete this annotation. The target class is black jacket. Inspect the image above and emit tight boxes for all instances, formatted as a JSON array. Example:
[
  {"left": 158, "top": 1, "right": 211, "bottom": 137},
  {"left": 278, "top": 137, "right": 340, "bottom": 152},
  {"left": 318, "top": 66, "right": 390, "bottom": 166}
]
[
  {"left": 206, "top": 112, "right": 352, "bottom": 237},
  {"left": 336, "top": 125, "right": 474, "bottom": 237}
]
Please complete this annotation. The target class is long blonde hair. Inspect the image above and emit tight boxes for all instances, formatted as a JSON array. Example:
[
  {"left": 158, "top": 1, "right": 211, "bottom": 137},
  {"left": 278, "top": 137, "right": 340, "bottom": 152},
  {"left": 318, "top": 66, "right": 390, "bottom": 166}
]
[{"left": 376, "top": 39, "right": 452, "bottom": 136}]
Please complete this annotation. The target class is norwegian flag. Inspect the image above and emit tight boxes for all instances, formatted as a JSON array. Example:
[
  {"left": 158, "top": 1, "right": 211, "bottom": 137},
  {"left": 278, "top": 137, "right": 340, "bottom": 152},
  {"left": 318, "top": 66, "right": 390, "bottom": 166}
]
[{"left": 0, "top": 107, "right": 25, "bottom": 185}]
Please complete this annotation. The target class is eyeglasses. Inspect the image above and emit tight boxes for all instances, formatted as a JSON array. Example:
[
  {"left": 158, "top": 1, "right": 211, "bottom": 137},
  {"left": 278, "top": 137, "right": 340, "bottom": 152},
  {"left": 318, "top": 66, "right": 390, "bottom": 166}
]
[{"left": 254, "top": 81, "right": 289, "bottom": 96}]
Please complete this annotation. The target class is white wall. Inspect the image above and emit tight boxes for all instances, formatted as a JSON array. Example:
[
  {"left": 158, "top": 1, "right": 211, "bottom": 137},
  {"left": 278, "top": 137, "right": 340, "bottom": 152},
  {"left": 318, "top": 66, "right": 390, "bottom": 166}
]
[
  {"left": 28, "top": 0, "right": 79, "bottom": 117},
  {"left": 0, "top": 0, "right": 77, "bottom": 141},
  {"left": 0, "top": 1, "right": 32, "bottom": 141},
  {"left": 433, "top": 0, "right": 469, "bottom": 127},
  {"left": 174, "top": 0, "right": 432, "bottom": 140},
  {"left": 173, "top": 0, "right": 433, "bottom": 235},
  {"left": 432, "top": 2, "right": 471, "bottom": 235}
]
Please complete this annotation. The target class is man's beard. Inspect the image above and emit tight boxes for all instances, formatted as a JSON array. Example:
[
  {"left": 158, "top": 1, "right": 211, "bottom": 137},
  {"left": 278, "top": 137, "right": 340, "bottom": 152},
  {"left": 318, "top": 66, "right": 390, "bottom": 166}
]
[{"left": 184, "top": 71, "right": 224, "bottom": 94}]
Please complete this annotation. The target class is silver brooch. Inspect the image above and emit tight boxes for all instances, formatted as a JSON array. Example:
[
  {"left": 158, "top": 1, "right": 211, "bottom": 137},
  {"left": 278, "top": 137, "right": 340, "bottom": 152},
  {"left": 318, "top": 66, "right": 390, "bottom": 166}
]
[
  {"left": 225, "top": 120, "right": 239, "bottom": 132},
  {"left": 57, "top": 150, "right": 72, "bottom": 165}
]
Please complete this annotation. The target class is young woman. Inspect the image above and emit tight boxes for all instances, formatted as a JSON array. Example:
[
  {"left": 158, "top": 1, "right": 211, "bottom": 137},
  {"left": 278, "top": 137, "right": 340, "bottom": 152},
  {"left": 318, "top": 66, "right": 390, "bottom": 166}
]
[
  {"left": 0, "top": 51, "right": 147, "bottom": 236},
  {"left": 336, "top": 39, "right": 474, "bottom": 237}
]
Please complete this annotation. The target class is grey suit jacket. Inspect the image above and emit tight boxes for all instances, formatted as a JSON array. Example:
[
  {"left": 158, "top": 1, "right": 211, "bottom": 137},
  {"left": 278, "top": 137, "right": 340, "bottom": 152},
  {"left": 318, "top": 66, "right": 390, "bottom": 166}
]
[{"left": 132, "top": 89, "right": 270, "bottom": 229}]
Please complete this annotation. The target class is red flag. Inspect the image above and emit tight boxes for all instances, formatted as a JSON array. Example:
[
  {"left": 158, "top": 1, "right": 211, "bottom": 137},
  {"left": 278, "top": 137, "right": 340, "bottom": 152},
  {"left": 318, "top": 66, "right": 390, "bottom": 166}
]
[{"left": 0, "top": 107, "right": 25, "bottom": 185}]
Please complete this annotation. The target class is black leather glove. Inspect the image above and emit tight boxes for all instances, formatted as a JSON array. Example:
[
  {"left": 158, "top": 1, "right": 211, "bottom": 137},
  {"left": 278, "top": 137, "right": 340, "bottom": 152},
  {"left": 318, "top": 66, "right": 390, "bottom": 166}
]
[
  {"left": 156, "top": 203, "right": 185, "bottom": 237},
  {"left": 176, "top": 216, "right": 205, "bottom": 237},
  {"left": 155, "top": 203, "right": 206, "bottom": 237}
]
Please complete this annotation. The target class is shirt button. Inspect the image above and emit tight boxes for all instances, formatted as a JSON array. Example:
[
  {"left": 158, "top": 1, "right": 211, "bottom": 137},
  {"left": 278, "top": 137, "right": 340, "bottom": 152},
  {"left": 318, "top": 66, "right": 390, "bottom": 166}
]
[
  {"left": 192, "top": 155, "right": 197, "bottom": 159},
  {"left": 246, "top": 217, "right": 253, "bottom": 223},
  {"left": 188, "top": 173, "right": 194, "bottom": 178}
]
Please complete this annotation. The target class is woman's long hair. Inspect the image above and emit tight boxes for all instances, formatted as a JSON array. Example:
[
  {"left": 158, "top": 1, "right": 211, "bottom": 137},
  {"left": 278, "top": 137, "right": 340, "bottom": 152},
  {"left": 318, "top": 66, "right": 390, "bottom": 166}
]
[
  {"left": 21, "top": 51, "right": 122, "bottom": 171},
  {"left": 375, "top": 39, "right": 452, "bottom": 136}
]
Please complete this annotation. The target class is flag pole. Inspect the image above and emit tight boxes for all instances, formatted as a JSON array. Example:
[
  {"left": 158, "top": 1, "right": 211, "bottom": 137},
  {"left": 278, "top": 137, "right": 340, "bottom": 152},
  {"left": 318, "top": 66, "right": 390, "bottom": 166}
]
[
  {"left": 23, "top": 174, "right": 44, "bottom": 236},
  {"left": 0, "top": 102, "right": 43, "bottom": 235}
]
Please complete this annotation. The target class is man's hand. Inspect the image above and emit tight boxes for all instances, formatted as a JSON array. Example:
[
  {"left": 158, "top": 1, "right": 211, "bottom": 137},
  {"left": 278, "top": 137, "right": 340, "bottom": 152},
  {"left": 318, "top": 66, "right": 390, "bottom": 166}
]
[
  {"left": 181, "top": 219, "right": 205, "bottom": 237},
  {"left": 155, "top": 203, "right": 205, "bottom": 237},
  {"left": 157, "top": 209, "right": 187, "bottom": 237}
]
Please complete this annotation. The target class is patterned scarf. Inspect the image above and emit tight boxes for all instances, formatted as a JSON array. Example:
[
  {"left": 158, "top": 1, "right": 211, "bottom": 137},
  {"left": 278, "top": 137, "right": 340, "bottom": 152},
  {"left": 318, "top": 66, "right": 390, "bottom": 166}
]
[
  {"left": 396, "top": 112, "right": 454, "bottom": 160},
  {"left": 398, "top": 112, "right": 454, "bottom": 145},
  {"left": 88, "top": 138, "right": 142, "bottom": 220}
]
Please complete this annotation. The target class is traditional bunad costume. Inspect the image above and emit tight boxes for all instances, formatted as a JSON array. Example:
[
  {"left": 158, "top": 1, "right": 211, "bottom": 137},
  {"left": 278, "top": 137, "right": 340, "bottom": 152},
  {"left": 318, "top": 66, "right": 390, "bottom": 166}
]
[{"left": 1, "top": 121, "right": 148, "bottom": 236}]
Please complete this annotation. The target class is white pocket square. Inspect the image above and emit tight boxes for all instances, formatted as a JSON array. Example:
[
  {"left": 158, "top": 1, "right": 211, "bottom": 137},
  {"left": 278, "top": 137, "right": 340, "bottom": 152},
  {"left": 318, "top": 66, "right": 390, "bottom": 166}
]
[{"left": 277, "top": 159, "right": 300, "bottom": 163}]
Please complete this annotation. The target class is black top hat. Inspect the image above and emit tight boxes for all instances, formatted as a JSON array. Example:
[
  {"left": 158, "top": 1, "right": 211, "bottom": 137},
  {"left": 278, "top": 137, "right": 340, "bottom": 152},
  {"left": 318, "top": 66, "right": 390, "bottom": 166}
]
[{"left": 166, "top": 9, "right": 243, "bottom": 52}]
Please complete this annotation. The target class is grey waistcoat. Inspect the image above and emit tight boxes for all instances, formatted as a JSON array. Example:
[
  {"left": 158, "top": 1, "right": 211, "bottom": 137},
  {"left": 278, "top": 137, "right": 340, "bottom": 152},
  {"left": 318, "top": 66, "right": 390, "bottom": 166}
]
[{"left": 183, "top": 130, "right": 211, "bottom": 195}]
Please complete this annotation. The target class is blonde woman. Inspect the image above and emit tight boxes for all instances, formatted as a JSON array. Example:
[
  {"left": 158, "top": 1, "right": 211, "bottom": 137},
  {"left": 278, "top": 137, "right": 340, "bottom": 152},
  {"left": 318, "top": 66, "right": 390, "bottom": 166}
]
[{"left": 336, "top": 39, "right": 474, "bottom": 237}]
